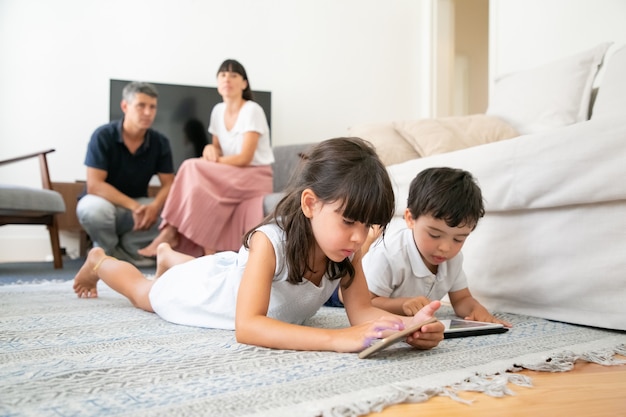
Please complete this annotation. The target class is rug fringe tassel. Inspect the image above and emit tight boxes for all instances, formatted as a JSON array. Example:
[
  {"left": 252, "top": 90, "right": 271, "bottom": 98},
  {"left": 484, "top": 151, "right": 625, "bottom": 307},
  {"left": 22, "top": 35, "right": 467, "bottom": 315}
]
[
  {"left": 324, "top": 344, "right": 625, "bottom": 417},
  {"left": 325, "top": 386, "right": 442, "bottom": 417},
  {"left": 445, "top": 372, "right": 533, "bottom": 400},
  {"left": 516, "top": 345, "right": 626, "bottom": 373}
]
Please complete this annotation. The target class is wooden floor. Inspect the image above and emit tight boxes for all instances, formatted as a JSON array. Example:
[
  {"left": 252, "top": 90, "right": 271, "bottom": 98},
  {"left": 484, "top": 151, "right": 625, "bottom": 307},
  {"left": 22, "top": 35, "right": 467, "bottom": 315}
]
[{"left": 367, "top": 356, "right": 626, "bottom": 417}]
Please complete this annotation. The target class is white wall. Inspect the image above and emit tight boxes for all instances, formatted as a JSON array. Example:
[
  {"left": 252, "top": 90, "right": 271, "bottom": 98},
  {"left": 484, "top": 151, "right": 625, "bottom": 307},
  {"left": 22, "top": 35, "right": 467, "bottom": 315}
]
[
  {"left": 0, "top": 0, "right": 432, "bottom": 261},
  {"left": 489, "top": 0, "right": 626, "bottom": 80},
  {"left": 2, "top": 0, "right": 626, "bottom": 262}
]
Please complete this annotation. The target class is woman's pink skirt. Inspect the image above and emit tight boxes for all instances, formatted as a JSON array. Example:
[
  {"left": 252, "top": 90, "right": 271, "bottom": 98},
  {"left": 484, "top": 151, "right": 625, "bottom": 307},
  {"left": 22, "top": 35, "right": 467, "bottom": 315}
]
[{"left": 161, "top": 158, "right": 273, "bottom": 256}]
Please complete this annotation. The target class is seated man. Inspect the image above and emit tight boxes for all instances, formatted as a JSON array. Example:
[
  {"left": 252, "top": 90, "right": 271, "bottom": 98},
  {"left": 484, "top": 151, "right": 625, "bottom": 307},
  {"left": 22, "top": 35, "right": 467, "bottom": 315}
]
[{"left": 77, "top": 81, "right": 174, "bottom": 266}]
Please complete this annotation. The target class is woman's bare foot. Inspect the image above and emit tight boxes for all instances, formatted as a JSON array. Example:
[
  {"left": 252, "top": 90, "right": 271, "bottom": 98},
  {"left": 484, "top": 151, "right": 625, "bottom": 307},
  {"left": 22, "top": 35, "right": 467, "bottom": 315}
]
[
  {"left": 73, "top": 247, "right": 107, "bottom": 298},
  {"left": 155, "top": 242, "right": 195, "bottom": 278},
  {"left": 138, "top": 225, "right": 179, "bottom": 258}
]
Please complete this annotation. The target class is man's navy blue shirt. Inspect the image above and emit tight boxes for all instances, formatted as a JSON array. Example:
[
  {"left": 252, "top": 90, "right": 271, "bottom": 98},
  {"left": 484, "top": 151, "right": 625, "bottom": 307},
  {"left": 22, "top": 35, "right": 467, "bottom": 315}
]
[{"left": 84, "top": 119, "right": 174, "bottom": 198}]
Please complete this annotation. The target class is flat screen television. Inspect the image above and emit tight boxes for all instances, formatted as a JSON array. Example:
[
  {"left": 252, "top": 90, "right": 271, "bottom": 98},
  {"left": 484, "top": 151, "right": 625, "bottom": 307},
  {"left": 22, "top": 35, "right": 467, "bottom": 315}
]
[{"left": 109, "top": 80, "right": 271, "bottom": 171}]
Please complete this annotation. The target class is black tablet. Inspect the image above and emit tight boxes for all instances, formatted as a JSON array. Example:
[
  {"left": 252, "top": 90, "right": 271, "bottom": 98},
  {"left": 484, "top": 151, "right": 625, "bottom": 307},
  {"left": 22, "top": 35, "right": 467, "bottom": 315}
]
[{"left": 442, "top": 318, "right": 508, "bottom": 338}]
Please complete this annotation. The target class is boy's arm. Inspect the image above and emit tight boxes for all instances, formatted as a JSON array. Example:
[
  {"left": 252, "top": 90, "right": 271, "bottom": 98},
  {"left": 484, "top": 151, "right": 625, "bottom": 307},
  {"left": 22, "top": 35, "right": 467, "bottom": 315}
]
[
  {"left": 448, "top": 288, "right": 512, "bottom": 327},
  {"left": 370, "top": 292, "right": 432, "bottom": 316}
]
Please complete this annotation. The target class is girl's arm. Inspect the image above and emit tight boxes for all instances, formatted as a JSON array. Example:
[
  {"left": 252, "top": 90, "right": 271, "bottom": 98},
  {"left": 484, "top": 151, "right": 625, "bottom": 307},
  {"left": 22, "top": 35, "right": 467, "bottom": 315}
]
[
  {"left": 341, "top": 248, "right": 445, "bottom": 349},
  {"left": 235, "top": 231, "right": 437, "bottom": 352},
  {"left": 235, "top": 231, "right": 344, "bottom": 351}
]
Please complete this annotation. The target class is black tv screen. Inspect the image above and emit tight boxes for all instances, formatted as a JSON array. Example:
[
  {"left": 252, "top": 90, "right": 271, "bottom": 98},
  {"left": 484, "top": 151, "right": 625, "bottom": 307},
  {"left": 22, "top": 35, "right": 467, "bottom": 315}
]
[{"left": 109, "top": 80, "right": 271, "bottom": 171}]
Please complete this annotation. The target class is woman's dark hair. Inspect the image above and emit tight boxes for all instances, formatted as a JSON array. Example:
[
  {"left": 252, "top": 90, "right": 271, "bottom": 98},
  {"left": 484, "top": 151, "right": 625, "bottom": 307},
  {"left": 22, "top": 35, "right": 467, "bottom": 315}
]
[
  {"left": 244, "top": 137, "right": 395, "bottom": 287},
  {"left": 217, "top": 59, "right": 254, "bottom": 101},
  {"left": 183, "top": 118, "right": 209, "bottom": 158},
  {"left": 407, "top": 167, "right": 485, "bottom": 229}
]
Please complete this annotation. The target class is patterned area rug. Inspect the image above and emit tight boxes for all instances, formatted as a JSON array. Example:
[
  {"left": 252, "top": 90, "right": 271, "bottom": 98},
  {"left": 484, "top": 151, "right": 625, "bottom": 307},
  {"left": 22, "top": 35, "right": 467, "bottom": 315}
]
[{"left": 1, "top": 281, "right": 625, "bottom": 417}]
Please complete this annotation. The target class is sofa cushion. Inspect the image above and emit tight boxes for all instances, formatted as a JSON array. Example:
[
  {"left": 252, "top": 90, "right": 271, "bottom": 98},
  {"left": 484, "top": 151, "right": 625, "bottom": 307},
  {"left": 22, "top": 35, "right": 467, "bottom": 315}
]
[
  {"left": 348, "top": 122, "right": 419, "bottom": 166},
  {"left": 592, "top": 45, "right": 626, "bottom": 120},
  {"left": 271, "top": 143, "right": 312, "bottom": 192},
  {"left": 394, "top": 114, "right": 518, "bottom": 158},
  {"left": 0, "top": 185, "right": 65, "bottom": 216},
  {"left": 486, "top": 42, "right": 611, "bottom": 135}
]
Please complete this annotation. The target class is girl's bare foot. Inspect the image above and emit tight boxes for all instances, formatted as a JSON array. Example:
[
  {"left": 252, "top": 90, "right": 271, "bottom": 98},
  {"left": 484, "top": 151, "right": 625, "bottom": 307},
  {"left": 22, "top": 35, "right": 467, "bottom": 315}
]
[
  {"left": 155, "top": 242, "right": 173, "bottom": 278},
  {"left": 138, "top": 226, "right": 179, "bottom": 258},
  {"left": 73, "top": 247, "right": 108, "bottom": 298}
]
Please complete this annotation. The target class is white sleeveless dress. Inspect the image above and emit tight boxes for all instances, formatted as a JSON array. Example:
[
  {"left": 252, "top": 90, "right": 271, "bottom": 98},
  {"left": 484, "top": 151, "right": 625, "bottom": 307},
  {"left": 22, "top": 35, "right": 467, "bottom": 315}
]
[{"left": 149, "top": 223, "right": 340, "bottom": 329}]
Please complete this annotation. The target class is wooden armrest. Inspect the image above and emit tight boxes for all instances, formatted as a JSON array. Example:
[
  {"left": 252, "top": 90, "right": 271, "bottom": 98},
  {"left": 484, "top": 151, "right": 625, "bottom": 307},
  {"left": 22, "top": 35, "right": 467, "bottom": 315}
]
[{"left": 0, "top": 149, "right": 56, "bottom": 190}]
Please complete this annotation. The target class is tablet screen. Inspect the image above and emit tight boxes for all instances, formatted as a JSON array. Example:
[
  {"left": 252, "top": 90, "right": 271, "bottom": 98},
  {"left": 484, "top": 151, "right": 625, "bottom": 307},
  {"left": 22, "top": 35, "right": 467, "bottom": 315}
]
[{"left": 442, "top": 319, "right": 507, "bottom": 338}]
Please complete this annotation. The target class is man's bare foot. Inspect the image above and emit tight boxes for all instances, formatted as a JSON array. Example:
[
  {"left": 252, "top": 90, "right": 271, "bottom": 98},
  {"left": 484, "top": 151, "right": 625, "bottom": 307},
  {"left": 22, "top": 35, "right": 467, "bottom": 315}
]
[
  {"left": 73, "top": 247, "right": 107, "bottom": 298},
  {"left": 138, "top": 226, "right": 179, "bottom": 258}
]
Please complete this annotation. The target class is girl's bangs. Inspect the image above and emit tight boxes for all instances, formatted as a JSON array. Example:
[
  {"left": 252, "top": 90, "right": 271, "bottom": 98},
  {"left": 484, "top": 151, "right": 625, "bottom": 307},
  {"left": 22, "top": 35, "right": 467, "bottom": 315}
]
[{"left": 338, "top": 181, "right": 394, "bottom": 227}]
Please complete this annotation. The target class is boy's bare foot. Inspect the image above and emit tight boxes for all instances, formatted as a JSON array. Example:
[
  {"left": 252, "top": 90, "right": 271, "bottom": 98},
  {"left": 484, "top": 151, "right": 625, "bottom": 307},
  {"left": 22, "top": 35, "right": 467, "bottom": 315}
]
[
  {"left": 73, "top": 247, "right": 107, "bottom": 298},
  {"left": 138, "top": 225, "right": 179, "bottom": 258}
]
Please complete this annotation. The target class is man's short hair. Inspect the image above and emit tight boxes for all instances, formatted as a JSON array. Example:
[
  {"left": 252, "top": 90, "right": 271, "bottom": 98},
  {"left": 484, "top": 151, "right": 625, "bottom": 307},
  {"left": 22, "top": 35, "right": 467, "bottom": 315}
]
[{"left": 122, "top": 81, "right": 159, "bottom": 103}]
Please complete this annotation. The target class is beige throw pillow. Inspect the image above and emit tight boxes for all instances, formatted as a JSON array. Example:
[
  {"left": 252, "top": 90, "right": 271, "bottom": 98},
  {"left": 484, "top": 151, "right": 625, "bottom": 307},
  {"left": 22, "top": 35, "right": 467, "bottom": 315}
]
[
  {"left": 348, "top": 122, "right": 420, "bottom": 166},
  {"left": 394, "top": 114, "right": 519, "bottom": 158}
]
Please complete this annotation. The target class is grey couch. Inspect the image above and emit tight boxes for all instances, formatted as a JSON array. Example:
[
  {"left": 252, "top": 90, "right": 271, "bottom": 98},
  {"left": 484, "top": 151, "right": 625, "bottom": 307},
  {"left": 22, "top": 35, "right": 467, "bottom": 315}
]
[{"left": 262, "top": 143, "right": 313, "bottom": 215}]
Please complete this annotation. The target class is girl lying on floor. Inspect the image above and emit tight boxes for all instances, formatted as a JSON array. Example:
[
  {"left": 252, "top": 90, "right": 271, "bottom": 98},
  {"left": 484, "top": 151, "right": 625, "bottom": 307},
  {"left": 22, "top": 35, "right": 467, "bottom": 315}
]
[{"left": 73, "top": 137, "right": 444, "bottom": 353}]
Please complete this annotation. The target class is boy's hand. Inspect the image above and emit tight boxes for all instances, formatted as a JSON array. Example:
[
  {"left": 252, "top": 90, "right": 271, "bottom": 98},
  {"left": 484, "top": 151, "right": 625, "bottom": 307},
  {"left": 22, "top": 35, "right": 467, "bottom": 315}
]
[
  {"left": 405, "top": 300, "right": 444, "bottom": 349},
  {"left": 465, "top": 308, "right": 512, "bottom": 328},
  {"left": 402, "top": 296, "right": 431, "bottom": 316},
  {"left": 362, "top": 225, "right": 383, "bottom": 254}
]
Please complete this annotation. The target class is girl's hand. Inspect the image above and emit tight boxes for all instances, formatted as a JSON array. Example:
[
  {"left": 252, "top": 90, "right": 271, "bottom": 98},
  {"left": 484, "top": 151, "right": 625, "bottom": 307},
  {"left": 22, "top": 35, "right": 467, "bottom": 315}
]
[
  {"left": 405, "top": 300, "right": 445, "bottom": 350},
  {"left": 339, "top": 317, "right": 407, "bottom": 353}
]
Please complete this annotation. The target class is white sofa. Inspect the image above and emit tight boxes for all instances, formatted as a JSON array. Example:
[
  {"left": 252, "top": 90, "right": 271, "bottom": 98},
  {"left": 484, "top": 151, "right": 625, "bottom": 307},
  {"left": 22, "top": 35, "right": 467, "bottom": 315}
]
[{"left": 350, "top": 42, "right": 626, "bottom": 331}]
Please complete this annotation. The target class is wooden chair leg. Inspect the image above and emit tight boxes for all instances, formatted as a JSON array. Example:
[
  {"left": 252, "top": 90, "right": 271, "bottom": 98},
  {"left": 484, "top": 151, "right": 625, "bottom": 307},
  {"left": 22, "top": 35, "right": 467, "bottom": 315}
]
[
  {"left": 48, "top": 219, "right": 63, "bottom": 269},
  {"left": 79, "top": 230, "right": 92, "bottom": 258}
]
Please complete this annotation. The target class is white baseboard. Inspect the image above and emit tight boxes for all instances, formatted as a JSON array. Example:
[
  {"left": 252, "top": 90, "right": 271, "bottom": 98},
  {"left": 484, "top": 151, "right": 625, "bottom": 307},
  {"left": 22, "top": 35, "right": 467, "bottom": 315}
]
[{"left": 0, "top": 226, "right": 81, "bottom": 262}]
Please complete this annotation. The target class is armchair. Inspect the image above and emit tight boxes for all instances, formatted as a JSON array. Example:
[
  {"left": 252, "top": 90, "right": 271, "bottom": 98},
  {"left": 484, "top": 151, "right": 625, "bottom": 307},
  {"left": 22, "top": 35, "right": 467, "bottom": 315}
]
[{"left": 0, "top": 149, "right": 66, "bottom": 268}]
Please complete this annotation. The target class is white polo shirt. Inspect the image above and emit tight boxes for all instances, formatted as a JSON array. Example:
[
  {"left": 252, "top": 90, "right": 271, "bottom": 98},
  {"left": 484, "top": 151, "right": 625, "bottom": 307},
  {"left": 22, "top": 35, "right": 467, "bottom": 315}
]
[{"left": 362, "top": 228, "right": 468, "bottom": 300}]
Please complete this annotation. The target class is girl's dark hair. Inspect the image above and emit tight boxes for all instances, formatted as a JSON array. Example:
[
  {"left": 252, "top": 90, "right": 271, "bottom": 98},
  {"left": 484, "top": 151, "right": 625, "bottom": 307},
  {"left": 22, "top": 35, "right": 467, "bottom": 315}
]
[
  {"left": 407, "top": 167, "right": 485, "bottom": 229},
  {"left": 216, "top": 59, "right": 254, "bottom": 101},
  {"left": 183, "top": 118, "right": 209, "bottom": 158},
  {"left": 244, "top": 137, "right": 395, "bottom": 287}
]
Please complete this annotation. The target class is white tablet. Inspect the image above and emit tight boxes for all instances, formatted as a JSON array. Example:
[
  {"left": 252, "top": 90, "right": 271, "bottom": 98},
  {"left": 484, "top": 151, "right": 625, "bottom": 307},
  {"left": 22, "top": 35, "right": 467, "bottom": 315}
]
[{"left": 442, "top": 318, "right": 508, "bottom": 338}]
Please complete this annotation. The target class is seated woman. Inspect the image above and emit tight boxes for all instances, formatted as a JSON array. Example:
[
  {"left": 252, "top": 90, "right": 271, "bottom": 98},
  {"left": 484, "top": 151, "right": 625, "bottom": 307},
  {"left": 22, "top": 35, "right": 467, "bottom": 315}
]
[{"left": 139, "top": 59, "right": 274, "bottom": 257}]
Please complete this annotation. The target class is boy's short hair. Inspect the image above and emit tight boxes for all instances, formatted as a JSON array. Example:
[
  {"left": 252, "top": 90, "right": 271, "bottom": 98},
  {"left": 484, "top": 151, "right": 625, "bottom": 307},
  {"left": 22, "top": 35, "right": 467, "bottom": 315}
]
[{"left": 407, "top": 167, "right": 485, "bottom": 229}]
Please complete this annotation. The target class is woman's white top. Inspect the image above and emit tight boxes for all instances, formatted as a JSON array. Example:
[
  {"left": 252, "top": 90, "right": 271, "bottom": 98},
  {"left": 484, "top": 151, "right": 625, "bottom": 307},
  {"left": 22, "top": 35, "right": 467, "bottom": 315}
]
[{"left": 208, "top": 100, "right": 274, "bottom": 166}]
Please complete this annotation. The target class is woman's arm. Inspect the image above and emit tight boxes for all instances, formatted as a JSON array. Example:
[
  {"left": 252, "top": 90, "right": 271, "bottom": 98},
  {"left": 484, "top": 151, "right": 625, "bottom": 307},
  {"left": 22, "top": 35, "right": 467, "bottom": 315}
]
[
  {"left": 202, "top": 132, "right": 260, "bottom": 166},
  {"left": 217, "top": 131, "right": 260, "bottom": 166},
  {"left": 201, "top": 136, "right": 222, "bottom": 162}
]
